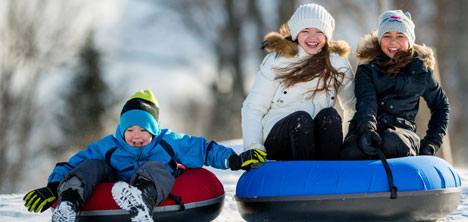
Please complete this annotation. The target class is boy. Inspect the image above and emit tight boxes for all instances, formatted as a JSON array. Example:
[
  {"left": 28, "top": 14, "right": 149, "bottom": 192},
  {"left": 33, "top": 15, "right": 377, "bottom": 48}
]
[{"left": 24, "top": 90, "right": 266, "bottom": 222}]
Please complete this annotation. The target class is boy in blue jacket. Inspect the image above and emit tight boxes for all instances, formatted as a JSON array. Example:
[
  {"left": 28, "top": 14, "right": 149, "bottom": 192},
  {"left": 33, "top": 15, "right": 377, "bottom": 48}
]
[{"left": 23, "top": 90, "right": 266, "bottom": 222}]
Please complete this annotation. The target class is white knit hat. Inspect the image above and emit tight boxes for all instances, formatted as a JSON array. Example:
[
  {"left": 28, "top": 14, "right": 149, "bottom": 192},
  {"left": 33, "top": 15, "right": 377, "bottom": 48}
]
[
  {"left": 378, "top": 10, "right": 415, "bottom": 48},
  {"left": 287, "top": 4, "right": 335, "bottom": 41}
]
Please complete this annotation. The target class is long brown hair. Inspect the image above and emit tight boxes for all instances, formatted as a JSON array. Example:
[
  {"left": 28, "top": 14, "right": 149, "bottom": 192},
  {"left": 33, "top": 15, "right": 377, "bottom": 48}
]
[
  {"left": 377, "top": 49, "right": 414, "bottom": 78},
  {"left": 275, "top": 42, "right": 346, "bottom": 97},
  {"left": 356, "top": 34, "right": 414, "bottom": 78}
]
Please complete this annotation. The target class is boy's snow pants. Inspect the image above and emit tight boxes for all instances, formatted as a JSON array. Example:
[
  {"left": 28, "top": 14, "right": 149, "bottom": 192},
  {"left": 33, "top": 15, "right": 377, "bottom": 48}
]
[{"left": 57, "top": 159, "right": 175, "bottom": 207}]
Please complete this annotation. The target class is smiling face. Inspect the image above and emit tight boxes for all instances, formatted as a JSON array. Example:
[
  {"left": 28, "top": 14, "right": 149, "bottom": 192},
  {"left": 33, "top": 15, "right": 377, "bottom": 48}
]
[
  {"left": 297, "top": 27, "right": 326, "bottom": 55},
  {"left": 124, "top": 125, "right": 153, "bottom": 147},
  {"left": 380, "top": 30, "right": 410, "bottom": 58}
]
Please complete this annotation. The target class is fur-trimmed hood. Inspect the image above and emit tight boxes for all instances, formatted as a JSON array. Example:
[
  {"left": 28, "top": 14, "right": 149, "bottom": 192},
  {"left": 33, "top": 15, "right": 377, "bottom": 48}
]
[
  {"left": 356, "top": 31, "right": 435, "bottom": 69},
  {"left": 262, "top": 32, "right": 350, "bottom": 58}
]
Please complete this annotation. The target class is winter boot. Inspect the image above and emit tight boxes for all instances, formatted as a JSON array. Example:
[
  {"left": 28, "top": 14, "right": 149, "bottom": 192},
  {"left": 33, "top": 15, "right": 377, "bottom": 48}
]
[
  {"left": 112, "top": 178, "right": 157, "bottom": 222},
  {"left": 134, "top": 176, "right": 158, "bottom": 212},
  {"left": 51, "top": 189, "right": 83, "bottom": 222}
]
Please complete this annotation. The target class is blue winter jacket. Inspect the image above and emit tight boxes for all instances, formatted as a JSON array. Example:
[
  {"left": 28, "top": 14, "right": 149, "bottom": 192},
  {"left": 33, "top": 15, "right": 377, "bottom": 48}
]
[{"left": 48, "top": 125, "right": 236, "bottom": 183}]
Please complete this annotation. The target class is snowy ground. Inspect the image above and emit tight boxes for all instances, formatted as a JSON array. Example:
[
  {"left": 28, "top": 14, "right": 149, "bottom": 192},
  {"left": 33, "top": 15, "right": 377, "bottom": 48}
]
[{"left": 1, "top": 140, "right": 467, "bottom": 222}]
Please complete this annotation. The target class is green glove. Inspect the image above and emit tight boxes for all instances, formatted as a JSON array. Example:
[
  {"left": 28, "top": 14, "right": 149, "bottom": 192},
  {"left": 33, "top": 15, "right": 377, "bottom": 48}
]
[
  {"left": 229, "top": 149, "right": 267, "bottom": 171},
  {"left": 23, "top": 182, "right": 59, "bottom": 213}
]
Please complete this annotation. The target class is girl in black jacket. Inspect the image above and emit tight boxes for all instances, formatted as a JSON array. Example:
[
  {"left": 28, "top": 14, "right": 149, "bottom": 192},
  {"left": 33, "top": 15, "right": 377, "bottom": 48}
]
[{"left": 341, "top": 10, "right": 449, "bottom": 160}]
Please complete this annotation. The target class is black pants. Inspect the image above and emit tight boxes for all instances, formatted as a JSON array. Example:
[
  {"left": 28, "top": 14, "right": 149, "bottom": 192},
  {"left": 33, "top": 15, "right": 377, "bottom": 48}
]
[
  {"left": 264, "top": 108, "right": 343, "bottom": 161},
  {"left": 341, "top": 123, "right": 419, "bottom": 160}
]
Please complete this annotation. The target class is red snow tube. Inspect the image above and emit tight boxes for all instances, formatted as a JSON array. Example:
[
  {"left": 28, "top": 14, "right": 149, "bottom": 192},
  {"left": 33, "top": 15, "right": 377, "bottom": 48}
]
[{"left": 56, "top": 168, "right": 225, "bottom": 222}]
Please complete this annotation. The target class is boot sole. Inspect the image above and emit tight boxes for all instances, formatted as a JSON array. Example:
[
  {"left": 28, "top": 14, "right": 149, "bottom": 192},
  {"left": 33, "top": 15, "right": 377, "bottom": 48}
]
[
  {"left": 111, "top": 182, "right": 153, "bottom": 222},
  {"left": 52, "top": 201, "right": 77, "bottom": 222}
]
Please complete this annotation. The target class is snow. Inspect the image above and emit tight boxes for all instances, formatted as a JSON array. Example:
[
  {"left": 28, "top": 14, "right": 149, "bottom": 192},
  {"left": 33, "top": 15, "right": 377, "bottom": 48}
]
[{"left": 1, "top": 139, "right": 467, "bottom": 221}]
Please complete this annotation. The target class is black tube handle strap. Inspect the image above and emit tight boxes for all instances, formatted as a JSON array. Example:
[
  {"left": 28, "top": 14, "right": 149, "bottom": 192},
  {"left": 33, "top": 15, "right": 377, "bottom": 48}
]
[
  {"left": 375, "top": 146, "right": 398, "bottom": 199},
  {"left": 168, "top": 194, "right": 185, "bottom": 211}
]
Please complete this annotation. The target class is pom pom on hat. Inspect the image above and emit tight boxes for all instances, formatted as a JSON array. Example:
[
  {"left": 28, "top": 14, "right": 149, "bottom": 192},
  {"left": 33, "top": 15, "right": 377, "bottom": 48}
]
[
  {"left": 287, "top": 4, "right": 335, "bottom": 41},
  {"left": 378, "top": 10, "right": 415, "bottom": 48},
  {"left": 119, "top": 90, "right": 160, "bottom": 136}
]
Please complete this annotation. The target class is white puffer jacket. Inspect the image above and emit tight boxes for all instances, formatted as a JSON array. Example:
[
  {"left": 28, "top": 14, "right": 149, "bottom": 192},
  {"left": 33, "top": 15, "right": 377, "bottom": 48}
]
[{"left": 241, "top": 46, "right": 356, "bottom": 151}]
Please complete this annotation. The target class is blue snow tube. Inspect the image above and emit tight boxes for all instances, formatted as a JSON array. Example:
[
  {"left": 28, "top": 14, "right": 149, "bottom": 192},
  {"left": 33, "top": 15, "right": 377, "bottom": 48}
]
[{"left": 235, "top": 156, "right": 461, "bottom": 222}]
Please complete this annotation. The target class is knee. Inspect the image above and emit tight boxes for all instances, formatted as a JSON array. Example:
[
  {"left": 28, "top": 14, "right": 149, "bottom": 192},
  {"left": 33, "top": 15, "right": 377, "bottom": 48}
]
[
  {"left": 67, "top": 159, "right": 112, "bottom": 181},
  {"left": 380, "top": 129, "right": 400, "bottom": 149},
  {"left": 380, "top": 129, "right": 411, "bottom": 158},
  {"left": 132, "top": 161, "right": 175, "bottom": 200},
  {"left": 287, "top": 111, "right": 313, "bottom": 133},
  {"left": 318, "top": 107, "right": 339, "bottom": 117},
  {"left": 136, "top": 160, "right": 172, "bottom": 179},
  {"left": 316, "top": 107, "right": 342, "bottom": 126},
  {"left": 289, "top": 111, "right": 313, "bottom": 122}
]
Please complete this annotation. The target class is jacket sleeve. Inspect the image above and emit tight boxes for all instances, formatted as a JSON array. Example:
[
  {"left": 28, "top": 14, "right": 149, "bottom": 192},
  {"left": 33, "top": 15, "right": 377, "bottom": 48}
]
[
  {"left": 241, "top": 54, "right": 280, "bottom": 150},
  {"left": 169, "top": 133, "right": 236, "bottom": 170},
  {"left": 333, "top": 57, "right": 356, "bottom": 136},
  {"left": 47, "top": 141, "right": 107, "bottom": 183},
  {"left": 422, "top": 70, "right": 450, "bottom": 143},
  {"left": 354, "top": 64, "right": 378, "bottom": 133}
]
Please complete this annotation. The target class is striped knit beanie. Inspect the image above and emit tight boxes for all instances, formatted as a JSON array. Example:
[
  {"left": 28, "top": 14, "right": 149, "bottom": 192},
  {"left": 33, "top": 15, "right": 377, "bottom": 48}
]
[
  {"left": 287, "top": 4, "right": 335, "bottom": 41},
  {"left": 119, "top": 89, "right": 160, "bottom": 136}
]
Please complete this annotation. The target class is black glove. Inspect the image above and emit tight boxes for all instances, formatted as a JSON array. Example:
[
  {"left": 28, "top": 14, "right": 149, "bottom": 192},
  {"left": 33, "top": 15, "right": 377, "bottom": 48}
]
[
  {"left": 23, "top": 182, "right": 59, "bottom": 213},
  {"left": 420, "top": 139, "right": 441, "bottom": 156},
  {"left": 229, "top": 149, "right": 267, "bottom": 171},
  {"left": 359, "top": 129, "right": 382, "bottom": 155}
]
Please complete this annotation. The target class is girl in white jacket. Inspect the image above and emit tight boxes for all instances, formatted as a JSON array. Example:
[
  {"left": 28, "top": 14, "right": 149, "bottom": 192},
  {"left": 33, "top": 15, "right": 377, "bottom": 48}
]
[{"left": 242, "top": 4, "right": 356, "bottom": 161}]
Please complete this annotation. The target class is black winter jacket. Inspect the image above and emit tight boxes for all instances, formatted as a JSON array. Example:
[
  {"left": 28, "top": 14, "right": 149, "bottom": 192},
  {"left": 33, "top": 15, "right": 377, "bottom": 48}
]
[{"left": 351, "top": 32, "right": 449, "bottom": 145}]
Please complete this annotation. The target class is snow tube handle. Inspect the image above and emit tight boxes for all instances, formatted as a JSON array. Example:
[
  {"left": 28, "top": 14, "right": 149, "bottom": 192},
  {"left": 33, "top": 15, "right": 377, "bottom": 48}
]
[
  {"left": 168, "top": 194, "right": 185, "bottom": 211},
  {"left": 375, "top": 146, "right": 398, "bottom": 199}
]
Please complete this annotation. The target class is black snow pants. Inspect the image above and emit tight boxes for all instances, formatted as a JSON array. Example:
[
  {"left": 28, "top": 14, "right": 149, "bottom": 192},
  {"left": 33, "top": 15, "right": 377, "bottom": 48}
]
[
  {"left": 340, "top": 119, "right": 419, "bottom": 160},
  {"left": 264, "top": 108, "right": 343, "bottom": 161}
]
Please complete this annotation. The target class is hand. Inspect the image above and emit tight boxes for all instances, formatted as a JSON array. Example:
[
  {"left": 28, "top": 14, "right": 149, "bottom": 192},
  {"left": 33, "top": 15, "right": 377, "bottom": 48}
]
[
  {"left": 229, "top": 149, "right": 267, "bottom": 171},
  {"left": 419, "top": 139, "right": 441, "bottom": 155},
  {"left": 359, "top": 130, "right": 382, "bottom": 155},
  {"left": 23, "top": 182, "right": 59, "bottom": 213}
]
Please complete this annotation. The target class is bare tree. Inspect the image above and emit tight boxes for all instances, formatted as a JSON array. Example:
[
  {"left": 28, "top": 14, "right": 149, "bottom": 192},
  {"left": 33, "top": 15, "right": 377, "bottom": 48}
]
[
  {"left": 145, "top": 0, "right": 299, "bottom": 141},
  {"left": 0, "top": 0, "right": 92, "bottom": 193}
]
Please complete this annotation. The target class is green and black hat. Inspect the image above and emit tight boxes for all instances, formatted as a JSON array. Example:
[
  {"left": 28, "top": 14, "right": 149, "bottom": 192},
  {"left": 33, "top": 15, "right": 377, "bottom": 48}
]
[{"left": 119, "top": 90, "right": 160, "bottom": 136}]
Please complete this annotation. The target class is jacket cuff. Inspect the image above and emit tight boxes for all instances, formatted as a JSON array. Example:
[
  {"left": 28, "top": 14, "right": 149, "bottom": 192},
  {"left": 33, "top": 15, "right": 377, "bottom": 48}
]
[
  {"left": 422, "top": 137, "right": 442, "bottom": 147},
  {"left": 228, "top": 154, "right": 241, "bottom": 171},
  {"left": 246, "top": 143, "right": 266, "bottom": 152},
  {"left": 47, "top": 181, "right": 60, "bottom": 197},
  {"left": 357, "top": 122, "right": 377, "bottom": 135}
]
